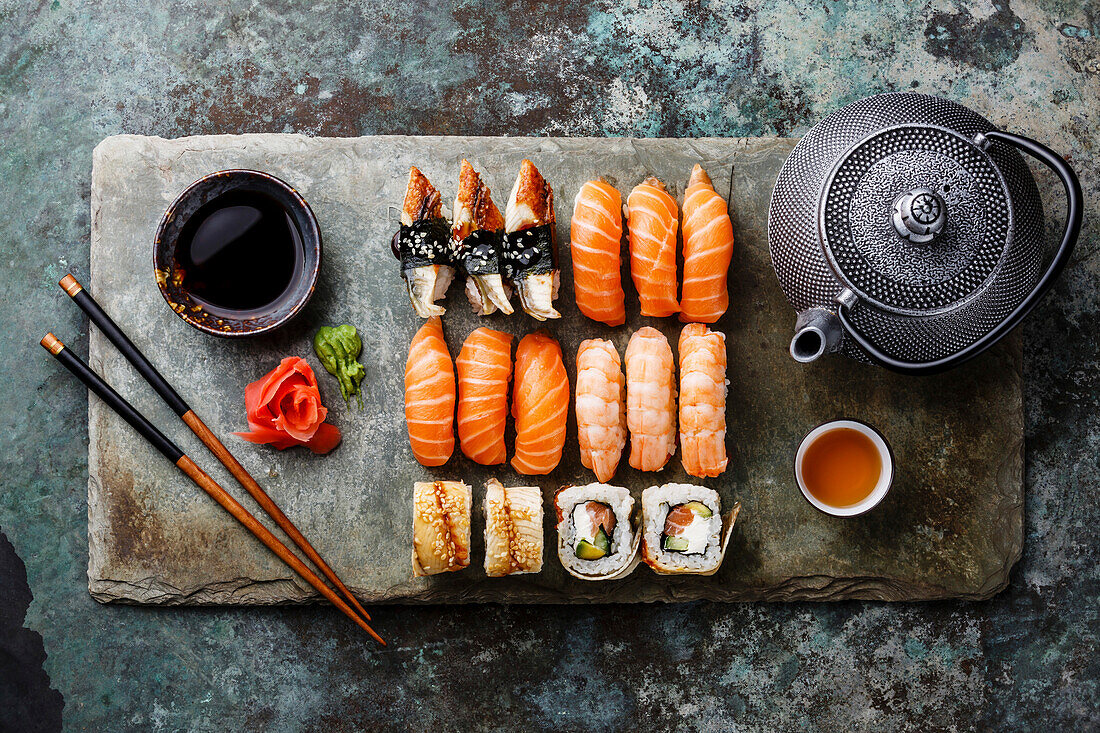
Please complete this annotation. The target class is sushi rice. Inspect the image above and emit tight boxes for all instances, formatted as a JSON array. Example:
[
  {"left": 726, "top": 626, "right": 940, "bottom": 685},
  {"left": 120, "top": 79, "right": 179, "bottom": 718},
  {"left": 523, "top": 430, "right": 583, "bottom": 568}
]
[{"left": 555, "top": 484, "right": 640, "bottom": 580}]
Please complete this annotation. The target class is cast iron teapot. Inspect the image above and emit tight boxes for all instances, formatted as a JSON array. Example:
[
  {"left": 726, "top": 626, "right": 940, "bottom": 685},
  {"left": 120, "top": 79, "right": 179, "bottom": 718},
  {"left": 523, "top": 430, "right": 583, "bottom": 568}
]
[{"left": 768, "top": 92, "right": 1081, "bottom": 375}]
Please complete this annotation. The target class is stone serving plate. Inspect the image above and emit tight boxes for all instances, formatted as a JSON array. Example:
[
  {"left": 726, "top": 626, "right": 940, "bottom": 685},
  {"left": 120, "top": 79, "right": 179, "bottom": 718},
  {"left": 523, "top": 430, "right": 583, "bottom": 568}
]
[{"left": 86, "top": 134, "right": 1022, "bottom": 605}]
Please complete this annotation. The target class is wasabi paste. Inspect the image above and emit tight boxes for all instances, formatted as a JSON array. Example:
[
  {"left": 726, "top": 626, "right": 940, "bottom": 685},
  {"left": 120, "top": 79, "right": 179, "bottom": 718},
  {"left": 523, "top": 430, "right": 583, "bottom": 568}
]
[{"left": 313, "top": 324, "right": 366, "bottom": 408}]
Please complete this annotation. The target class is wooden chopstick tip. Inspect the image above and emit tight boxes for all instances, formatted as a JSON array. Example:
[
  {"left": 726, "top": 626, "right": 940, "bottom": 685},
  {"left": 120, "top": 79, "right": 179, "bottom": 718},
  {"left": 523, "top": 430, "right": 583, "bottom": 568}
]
[
  {"left": 59, "top": 274, "right": 83, "bottom": 297},
  {"left": 40, "top": 332, "right": 65, "bottom": 355}
]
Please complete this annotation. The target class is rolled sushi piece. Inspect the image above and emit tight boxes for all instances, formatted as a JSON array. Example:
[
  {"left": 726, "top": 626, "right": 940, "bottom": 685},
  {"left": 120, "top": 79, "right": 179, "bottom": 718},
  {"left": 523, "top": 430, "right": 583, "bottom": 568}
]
[
  {"left": 483, "top": 479, "right": 544, "bottom": 577},
  {"left": 412, "top": 480, "right": 472, "bottom": 577},
  {"left": 640, "top": 484, "right": 740, "bottom": 576},
  {"left": 394, "top": 167, "right": 455, "bottom": 318},
  {"left": 451, "top": 159, "right": 514, "bottom": 316},
  {"left": 554, "top": 484, "right": 640, "bottom": 581},
  {"left": 503, "top": 159, "right": 561, "bottom": 321}
]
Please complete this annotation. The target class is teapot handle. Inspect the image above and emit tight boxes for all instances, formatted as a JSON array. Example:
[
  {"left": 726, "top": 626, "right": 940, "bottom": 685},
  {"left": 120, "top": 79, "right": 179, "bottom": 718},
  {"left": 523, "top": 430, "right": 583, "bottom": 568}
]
[{"left": 836, "top": 130, "right": 1082, "bottom": 376}]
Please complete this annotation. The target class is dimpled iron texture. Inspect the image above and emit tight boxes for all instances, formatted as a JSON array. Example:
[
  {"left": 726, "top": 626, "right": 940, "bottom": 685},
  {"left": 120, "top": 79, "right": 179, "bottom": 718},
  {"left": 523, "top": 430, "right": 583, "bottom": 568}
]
[{"left": 768, "top": 92, "right": 1043, "bottom": 363}]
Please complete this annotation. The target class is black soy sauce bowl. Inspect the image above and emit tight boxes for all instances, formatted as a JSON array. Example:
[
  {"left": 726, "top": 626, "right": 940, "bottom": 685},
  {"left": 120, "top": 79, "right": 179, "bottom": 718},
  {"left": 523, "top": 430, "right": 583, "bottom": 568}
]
[{"left": 153, "top": 169, "right": 322, "bottom": 338}]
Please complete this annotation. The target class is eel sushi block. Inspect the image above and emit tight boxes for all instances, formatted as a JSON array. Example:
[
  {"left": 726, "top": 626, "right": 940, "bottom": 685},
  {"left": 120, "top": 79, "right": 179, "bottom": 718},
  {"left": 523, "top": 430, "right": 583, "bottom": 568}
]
[
  {"left": 503, "top": 159, "right": 561, "bottom": 321},
  {"left": 555, "top": 484, "right": 640, "bottom": 580},
  {"left": 404, "top": 317, "right": 455, "bottom": 467},
  {"left": 678, "top": 323, "right": 728, "bottom": 478},
  {"left": 570, "top": 180, "right": 626, "bottom": 326},
  {"left": 625, "top": 327, "right": 677, "bottom": 472},
  {"left": 483, "top": 479, "right": 544, "bottom": 577},
  {"left": 412, "top": 480, "right": 472, "bottom": 576},
  {"left": 451, "top": 159, "right": 514, "bottom": 316},
  {"left": 640, "top": 484, "right": 740, "bottom": 575},
  {"left": 680, "top": 165, "right": 735, "bottom": 323},
  {"left": 575, "top": 339, "right": 627, "bottom": 483},
  {"left": 456, "top": 327, "right": 513, "bottom": 465},
  {"left": 395, "top": 167, "right": 455, "bottom": 318},
  {"left": 511, "top": 331, "right": 569, "bottom": 475},
  {"left": 626, "top": 176, "right": 680, "bottom": 318}
]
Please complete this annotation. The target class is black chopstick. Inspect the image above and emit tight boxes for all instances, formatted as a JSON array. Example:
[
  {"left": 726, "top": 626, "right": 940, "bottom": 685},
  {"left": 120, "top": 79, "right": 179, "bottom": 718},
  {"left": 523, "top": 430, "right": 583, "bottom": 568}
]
[
  {"left": 40, "top": 333, "right": 384, "bottom": 644},
  {"left": 59, "top": 274, "right": 375, "bottom": 625},
  {"left": 61, "top": 275, "right": 188, "bottom": 415}
]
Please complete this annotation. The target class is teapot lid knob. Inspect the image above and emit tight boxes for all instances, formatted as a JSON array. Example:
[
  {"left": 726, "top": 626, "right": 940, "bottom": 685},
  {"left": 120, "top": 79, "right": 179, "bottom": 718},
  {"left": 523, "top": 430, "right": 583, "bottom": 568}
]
[{"left": 891, "top": 188, "right": 947, "bottom": 244}]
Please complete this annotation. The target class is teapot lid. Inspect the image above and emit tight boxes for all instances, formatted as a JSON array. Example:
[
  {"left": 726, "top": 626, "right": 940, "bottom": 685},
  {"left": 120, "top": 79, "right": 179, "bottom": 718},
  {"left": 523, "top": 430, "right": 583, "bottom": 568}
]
[{"left": 819, "top": 124, "right": 1013, "bottom": 314}]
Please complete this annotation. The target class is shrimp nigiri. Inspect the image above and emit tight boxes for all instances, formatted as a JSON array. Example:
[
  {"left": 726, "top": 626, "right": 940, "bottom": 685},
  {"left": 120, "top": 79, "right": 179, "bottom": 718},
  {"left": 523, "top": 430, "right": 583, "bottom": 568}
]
[
  {"left": 504, "top": 160, "right": 561, "bottom": 321},
  {"left": 456, "top": 327, "right": 513, "bottom": 465},
  {"left": 394, "top": 167, "right": 454, "bottom": 318},
  {"left": 627, "top": 177, "right": 680, "bottom": 318},
  {"left": 512, "top": 331, "right": 569, "bottom": 474},
  {"left": 625, "top": 327, "right": 677, "bottom": 472},
  {"left": 570, "top": 180, "right": 626, "bottom": 326},
  {"left": 575, "top": 339, "right": 627, "bottom": 482},
  {"left": 678, "top": 323, "right": 728, "bottom": 477},
  {"left": 404, "top": 317, "right": 455, "bottom": 466},
  {"left": 680, "top": 165, "right": 735, "bottom": 323},
  {"left": 452, "top": 159, "right": 513, "bottom": 316}
]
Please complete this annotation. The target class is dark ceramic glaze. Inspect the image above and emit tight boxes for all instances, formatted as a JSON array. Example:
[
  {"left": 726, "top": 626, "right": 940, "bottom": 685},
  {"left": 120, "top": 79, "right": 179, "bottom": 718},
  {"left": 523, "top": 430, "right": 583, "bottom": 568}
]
[{"left": 153, "top": 169, "right": 321, "bottom": 337}]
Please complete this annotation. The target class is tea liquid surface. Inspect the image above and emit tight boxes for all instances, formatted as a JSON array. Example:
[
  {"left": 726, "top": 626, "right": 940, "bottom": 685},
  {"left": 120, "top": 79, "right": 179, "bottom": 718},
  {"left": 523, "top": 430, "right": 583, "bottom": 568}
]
[{"left": 801, "top": 428, "right": 882, "bottom": 507}]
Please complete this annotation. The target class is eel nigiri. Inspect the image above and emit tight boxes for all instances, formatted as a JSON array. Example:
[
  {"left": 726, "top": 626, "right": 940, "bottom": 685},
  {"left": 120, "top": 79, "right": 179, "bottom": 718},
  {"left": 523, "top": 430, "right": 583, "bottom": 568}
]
[
  {"left": 680, "top": 165, "right": 735, "bottom": 323},
  {"left": 394, "top": 167, "right": 454, "bottom": 318},
  {"left": 456, "top": 327, "right": 513, "bottom": 465},
  {"left": 678, "top": 323, "right": 728, "bottom": 477},
  {"left": 404, "top": 317, "right": 455, "bottom": 466},
  {"left": 627, "top": 177, "right": 680, "bottom": 318},
  {"left": 451, "top": 159, "right": 513, "bottom": 316},
  {"left": 625, "top": 326, "right": 677, "bottom": 472},
  {"left": 512, "top": 331, "right": 569, "bottom": 475},
  {"left": 504, "top": 160, "right": 561, "bottom": 321},
  {"left": 570, "top": 180, "right": 626, "bottom": 327},
  {"left": 575, "top": 339, "right": 627, "bottom": 483}
]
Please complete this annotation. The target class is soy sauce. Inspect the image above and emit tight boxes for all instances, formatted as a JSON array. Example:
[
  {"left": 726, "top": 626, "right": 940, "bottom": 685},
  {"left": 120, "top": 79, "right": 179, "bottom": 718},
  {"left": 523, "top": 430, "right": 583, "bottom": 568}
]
[{"left": 176, "top": 190, "right": 303, "bottom": 316}]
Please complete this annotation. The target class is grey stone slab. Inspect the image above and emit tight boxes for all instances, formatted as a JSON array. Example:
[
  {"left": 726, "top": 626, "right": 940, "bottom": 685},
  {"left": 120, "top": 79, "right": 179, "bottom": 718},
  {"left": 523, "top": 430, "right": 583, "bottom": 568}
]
[{"left": 88, "top": 133, "right": 1022, "bottom": 605}]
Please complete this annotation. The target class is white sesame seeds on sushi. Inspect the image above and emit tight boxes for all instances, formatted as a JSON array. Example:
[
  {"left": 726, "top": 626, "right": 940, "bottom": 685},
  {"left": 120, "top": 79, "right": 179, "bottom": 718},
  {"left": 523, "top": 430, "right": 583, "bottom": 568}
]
[
  {"left": 483, "top": 479, "right": 544, "bottom": 577},
  {"left": 412, "top": 480, "right": 472, "bottom": 577}
]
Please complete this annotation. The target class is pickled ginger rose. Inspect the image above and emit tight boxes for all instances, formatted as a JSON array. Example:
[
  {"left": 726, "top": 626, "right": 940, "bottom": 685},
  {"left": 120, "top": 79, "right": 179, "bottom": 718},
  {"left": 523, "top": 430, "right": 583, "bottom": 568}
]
[{"left": 234, "top": 357, "right": 342, "bottom": 454}]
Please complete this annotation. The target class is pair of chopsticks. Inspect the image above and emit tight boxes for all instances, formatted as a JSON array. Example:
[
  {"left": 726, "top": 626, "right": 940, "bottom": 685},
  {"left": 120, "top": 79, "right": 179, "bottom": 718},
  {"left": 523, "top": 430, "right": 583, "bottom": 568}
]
[{"left": 44, "top": 275, "right": 383, "bottom": 645}]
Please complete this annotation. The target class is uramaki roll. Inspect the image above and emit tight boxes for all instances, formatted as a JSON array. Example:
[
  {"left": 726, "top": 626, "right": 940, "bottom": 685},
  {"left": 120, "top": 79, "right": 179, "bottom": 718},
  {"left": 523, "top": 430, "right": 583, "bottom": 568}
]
[
  {"left": 412, "top": 480, "right": 472, "bottom": 576},
  {"left": 484, "top": 479, "right": 544, "bottom": 577},
  {"left": 640, "top": 484, "right": 740, "bottom": 575},
  {"left": 555, "top": 483, "right": 640, "bottom": 581}
]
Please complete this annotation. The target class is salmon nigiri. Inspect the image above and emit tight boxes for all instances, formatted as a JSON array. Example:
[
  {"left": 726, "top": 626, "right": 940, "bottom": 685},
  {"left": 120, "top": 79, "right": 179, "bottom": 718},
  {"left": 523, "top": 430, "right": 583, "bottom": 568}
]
[
  {"left": 456, "top": 327, "right": 513, "bottom": 465},
  {"left": 627, "top": 177, "right": 680, "bottom": 318},
  {"left": 570, "top": 180, "right": 626, "bottom": 326},
  {"left": 680, "top": 165, "right": 735, "bottom": 323},
  {"left": 511, "top": 331, "right": 569, "bottom": 475},
  {"left": 404, "top": 317, "right": 455, "bottom": 466},
  {"left": 678, "top": 323, "right": 728, "bottom": 477},
  {"left": 575, "top": 339, "right": 627, "bottom": 482},
  {"left": 625, "top": 326, "right": 677, "bottom": 472}
]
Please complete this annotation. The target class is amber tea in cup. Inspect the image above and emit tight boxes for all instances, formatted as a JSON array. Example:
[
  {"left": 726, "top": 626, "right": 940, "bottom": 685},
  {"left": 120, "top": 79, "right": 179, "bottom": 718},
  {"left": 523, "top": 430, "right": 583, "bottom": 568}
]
[{"left": 795, "top": 420, "right": 893, "bottom": 516}]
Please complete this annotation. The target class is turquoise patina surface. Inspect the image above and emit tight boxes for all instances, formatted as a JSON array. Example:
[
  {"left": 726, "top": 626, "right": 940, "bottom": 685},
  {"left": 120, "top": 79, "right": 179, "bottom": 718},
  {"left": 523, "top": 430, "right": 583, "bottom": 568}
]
[{"left": 0, "top": 1, "right": 1096, "bottom": 730}]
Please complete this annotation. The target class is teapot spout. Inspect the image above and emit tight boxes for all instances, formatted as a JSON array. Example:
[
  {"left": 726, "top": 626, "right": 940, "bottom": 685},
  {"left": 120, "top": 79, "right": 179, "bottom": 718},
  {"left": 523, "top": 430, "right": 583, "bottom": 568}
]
[{"left": 790, "top": 308, "right": 843, "bottom": 363}]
